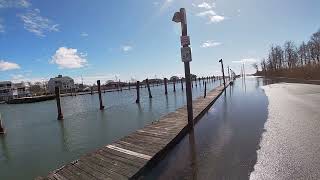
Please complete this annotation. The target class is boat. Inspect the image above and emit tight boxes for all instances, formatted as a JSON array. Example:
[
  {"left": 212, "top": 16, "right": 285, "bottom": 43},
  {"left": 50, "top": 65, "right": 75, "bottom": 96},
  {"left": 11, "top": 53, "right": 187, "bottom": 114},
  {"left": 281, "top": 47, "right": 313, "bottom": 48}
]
[{"left": 7, "top": 95, "right": 56, "bottom": 104}]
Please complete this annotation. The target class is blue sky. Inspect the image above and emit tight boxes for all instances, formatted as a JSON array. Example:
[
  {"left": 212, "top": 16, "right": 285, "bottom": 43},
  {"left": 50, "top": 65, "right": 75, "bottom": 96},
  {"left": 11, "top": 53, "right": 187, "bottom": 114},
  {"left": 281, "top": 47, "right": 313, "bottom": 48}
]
[{"left": 0, "top": 0, "right": 319, "bottom": 84}]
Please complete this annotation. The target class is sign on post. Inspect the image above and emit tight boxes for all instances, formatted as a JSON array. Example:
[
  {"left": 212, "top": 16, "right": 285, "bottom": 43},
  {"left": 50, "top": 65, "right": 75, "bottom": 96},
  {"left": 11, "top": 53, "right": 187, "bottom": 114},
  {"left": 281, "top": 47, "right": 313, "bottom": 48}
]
[
  {"left": 180, "top": 36, "right": 190, "bottom": 46},
  {"left": 181, "top": 47, "right": 192, "bottom": 62}
]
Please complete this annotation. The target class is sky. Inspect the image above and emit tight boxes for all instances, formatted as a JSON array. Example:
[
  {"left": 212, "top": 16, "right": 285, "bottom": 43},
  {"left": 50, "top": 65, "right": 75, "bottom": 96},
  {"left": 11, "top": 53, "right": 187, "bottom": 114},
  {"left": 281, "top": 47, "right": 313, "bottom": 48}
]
[{"left": 0, "top": 0, "right": 319, "bottom": 84}]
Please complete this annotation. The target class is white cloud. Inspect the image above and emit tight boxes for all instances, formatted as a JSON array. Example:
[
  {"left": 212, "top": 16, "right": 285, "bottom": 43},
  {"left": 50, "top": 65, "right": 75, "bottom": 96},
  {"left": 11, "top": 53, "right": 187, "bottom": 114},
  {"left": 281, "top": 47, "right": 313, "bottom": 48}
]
[
  {"left": 81, "top": 32, "right": 88, "bottom": 37},
  {"left": 232, "top": 58, "right": 257, "bottom": 64},
  {"left": 197, "top": 10, "right": 225, "bottom": 23},
  {"left": 50, "top": 47, "right": 88, "bottom": 69},
  {"left": 0, "top": 60, "right": 21, "bottom": 71},
  {"left": 198, "top": 2, "right": 215, "bottom": 9},
  {"left": 201, "top": 40, "right": 221, "bottom": 48},
  {"left": 121, "top": 45, "right": 133, "bottom": 53},
  {"left": 18, "top": 9, "right": 59, "bottom": 37},
  {"left": 0, "top": 0, "right": 30, "bottom": 8}
]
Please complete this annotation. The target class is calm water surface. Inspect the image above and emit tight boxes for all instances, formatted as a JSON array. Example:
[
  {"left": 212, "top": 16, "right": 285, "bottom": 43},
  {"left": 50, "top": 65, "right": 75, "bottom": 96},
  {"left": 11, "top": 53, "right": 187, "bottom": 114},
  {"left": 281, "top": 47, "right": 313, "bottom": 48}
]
[
  {"left": 0, "top": 80, "right": 220, "bottom": 179},
  {"left": 143, "top": 77, "right": 270, "bottom": 180}
]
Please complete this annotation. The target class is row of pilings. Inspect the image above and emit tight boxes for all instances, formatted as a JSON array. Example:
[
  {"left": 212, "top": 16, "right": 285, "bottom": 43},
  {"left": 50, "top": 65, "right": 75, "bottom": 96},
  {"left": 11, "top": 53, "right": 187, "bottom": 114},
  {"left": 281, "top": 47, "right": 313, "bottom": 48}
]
[{"left": 54, "top": 75, "right": 230, "bottom": 120}]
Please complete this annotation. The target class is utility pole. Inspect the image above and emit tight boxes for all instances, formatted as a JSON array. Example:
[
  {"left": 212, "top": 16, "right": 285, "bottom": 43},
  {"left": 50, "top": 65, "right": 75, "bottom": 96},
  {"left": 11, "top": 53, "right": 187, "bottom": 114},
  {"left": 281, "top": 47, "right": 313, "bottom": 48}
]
[
  {"left": 219, "top": 59, "right": 226, "bottom": 87},
  {"left": 172, "top": 8, "right": 194, "bottom": 129}
]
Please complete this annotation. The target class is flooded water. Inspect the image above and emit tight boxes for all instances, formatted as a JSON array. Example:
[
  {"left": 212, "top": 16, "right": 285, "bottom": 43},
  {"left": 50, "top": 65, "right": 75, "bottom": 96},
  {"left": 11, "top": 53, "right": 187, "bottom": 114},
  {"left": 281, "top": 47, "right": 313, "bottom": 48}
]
[
  {"left": 0, "top": 80, "right": 220, "bottom": 180},
  {"left": 143, "top": 77, "right": 270, "bottom": 180},
  {"left": 143, "top": 76, "right": 320, "bottom": 180}
]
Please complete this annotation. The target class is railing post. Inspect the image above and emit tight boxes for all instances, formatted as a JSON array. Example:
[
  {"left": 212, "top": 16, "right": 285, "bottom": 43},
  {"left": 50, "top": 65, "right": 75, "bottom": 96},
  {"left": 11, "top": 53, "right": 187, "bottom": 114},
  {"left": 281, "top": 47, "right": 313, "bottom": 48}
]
[
  {"left": 164, "top": 78, "right": 168, "bottom": 95},
  {"left": 135, "top": 81, "right": 140, "bottom": 103},
  {"left": 55, "top": 87, "right": 63, "bottom": 120},
  {"left": 146, "top": 79, "right": 152, "bottom": 98},
  {"left": 97, "top": 80, "right": 105, "bottom": 110}
]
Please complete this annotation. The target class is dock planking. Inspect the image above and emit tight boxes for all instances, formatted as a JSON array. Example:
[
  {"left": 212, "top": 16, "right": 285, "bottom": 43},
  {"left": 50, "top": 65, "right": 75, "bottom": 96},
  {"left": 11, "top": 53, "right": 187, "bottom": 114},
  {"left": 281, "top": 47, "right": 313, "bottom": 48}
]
[{"left": 39, "top": 81, "right": 231, "bottom": 180}]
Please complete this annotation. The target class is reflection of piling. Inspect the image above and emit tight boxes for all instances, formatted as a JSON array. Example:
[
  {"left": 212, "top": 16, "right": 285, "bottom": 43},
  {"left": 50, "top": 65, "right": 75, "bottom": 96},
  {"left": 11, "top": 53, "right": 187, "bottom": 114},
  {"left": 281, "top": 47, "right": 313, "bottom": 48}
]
[
  {"left": 55, "top": 87, "right": 64, "bottom": 120},
  {"left": 164, "top": 78, "right": 168, "bottom": 95},
  {"left": 0, "top": 115, "right": 5, "bottom": 134},
  {"left": 97, "top": 80, "right": 105, "bottom": 110},
  {"left": 204, "top": 82, "right": 207, "bottom": 98},
  {"left": 135, "top": 81, "right": 140, "bottom": 103},
  {"left": 146, "top": 79, "right": 152, "bottom": 98},
  {"left": 181, "top": 79, "right": 184, "bottom": 90},
  {"left": 173, "top": 80, "right": 176, "bottom": 92}
]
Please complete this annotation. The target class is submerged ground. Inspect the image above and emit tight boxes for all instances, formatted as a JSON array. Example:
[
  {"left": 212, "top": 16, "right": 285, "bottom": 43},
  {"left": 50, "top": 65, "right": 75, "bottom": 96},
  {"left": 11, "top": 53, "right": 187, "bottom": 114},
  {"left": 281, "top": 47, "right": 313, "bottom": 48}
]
[{"left": 143, "top": 77, "right": 320, "bottom": 180}]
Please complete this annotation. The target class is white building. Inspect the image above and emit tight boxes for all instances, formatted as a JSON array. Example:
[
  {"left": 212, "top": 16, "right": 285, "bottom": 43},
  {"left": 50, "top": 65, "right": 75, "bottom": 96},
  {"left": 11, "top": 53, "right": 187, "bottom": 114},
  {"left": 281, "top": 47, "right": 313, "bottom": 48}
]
[
  {"left": 48, "top": 75, "right": 75, "bottom": 93},
  {"left": 0, "top": 81, "right": 30, "bottom": 101}
]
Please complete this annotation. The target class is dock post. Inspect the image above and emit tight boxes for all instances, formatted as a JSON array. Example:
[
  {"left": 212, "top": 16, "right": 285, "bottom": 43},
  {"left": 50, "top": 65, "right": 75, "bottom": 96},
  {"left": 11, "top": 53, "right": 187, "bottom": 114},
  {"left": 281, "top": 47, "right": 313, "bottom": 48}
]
[
  {"left": 128, "top": 82, "right": 131, "bottom": 90},
  {"left": 136, "top": 81, "right": 140, "bottom": 103},
  {"left": 219, "top": 59, "right": 226, "bottom": 87},
  {"left": 90, "top": 86, "right": 93, "bottom": 95},
  {"left": 228, "top": 66, "right": 230, "bottom": 80},
  {"left": 204, "top": 82, "right": 207, "bottom": 98},
  {"left": 55, "top": 87, "right": 64, "bottom": 120},
  {"left": 173, "top": 79, "right": 176, "bottom": 92},
  {"left": 146, "top": 79, "right": 152, "bottom": 98},
  {"left": 164, "top": 78, "right": 168, "bottom": 95},
  {"left": 172, "top": 8, "right": 194, "bottom": 129},
  {"left": 181, "top": 78, "right": 184, "bottom": 90},
  {"left": 97, "top": 80, "right": 105, "bottom": 110}
]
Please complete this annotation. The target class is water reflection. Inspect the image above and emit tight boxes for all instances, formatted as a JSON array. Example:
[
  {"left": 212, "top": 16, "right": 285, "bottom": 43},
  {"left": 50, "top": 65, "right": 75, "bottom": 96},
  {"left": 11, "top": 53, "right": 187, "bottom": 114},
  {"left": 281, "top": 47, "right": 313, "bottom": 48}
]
[
  {"left": 188, "top": 129, "right": 198, "bottom": 180},
  {"left": 0, "top": 136, "right": 10, "bottom": 162}
]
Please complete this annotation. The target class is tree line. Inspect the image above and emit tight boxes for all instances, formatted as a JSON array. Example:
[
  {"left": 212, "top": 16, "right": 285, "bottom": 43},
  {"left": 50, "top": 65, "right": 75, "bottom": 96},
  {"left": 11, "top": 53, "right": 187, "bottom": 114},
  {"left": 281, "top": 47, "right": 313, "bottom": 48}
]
[{"left": 255, "top": 29, "right": 320, "bottom": 79}]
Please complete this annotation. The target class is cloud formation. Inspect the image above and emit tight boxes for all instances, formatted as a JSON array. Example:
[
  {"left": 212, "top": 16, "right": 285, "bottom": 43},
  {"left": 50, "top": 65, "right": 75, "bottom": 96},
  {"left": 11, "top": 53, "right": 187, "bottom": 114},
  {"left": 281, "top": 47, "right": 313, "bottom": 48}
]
[
  {"left": 81, "top": 32, "right": 88, "bottom": 37},
  {"left": 194, "top": 1, "right": 225, "bottom": 24},
  {"left": 121, "top": 45, "right": 133, "bottom": 53},
  {"left": 198, "top": 2, "right": 215, "bottom": 9},
  {"left": 18, "top": 9, "right": 59, "bottom": 37},
  {"left": 50, "top": 47, "right": 88, "bottom": 69},
  {"left": 0, "top": 60, "right": 21, "bottom": 71},
  {"left": 0, "top": 22, "right": 4, "bottom": 33},
  {"left": 0, "top": 0, "right": 30, "bottom": 8},
  {"left": 232, "top": 58, "right": 257, "bottom": 64},
  {"left": 201, "top": 40, "right": 221, "bottom": 48}
]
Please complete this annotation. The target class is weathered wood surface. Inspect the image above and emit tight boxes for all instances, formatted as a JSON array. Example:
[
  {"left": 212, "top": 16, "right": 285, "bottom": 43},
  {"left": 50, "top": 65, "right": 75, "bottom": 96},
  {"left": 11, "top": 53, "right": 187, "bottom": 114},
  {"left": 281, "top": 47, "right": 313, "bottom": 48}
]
[{"left": 40, "top": 81, "right": 231, "bottom": 180}]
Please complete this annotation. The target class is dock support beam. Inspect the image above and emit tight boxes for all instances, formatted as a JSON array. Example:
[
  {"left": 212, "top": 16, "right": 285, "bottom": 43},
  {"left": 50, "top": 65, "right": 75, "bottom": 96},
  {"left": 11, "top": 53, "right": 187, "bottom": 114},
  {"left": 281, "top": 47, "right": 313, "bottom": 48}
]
[
  {"left": 164, "top": 78, "right": 168, "bottom": 95},
  {"left": 97, "top": 80, "right": 105, "bottom": 110},
  {"left": 136, "top": 81, "right": 140, "bottom": 103},
  {"left": 146, "top": 79, "right": 152, "bottom": 98},
  {"left": 55, "top": 87, "right": 63, "bottom": 120}
]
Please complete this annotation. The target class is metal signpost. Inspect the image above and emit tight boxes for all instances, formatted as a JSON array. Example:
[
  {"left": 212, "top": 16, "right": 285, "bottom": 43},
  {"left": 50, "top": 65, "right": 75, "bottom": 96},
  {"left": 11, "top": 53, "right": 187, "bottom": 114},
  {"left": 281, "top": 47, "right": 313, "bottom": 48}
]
[{"left": 172, "top": 8, "right": 194, "bottom": 129}]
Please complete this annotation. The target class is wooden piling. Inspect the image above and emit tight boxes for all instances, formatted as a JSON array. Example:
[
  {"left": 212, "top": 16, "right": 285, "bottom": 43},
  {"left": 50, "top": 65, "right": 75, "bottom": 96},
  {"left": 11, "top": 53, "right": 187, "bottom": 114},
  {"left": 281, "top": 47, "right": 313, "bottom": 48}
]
[
  {"left": 204, "top": 82, "right": 207, "bottom": 98},
  {"left": 128, "top": 82, "right": 131, "bottom": 90},
  {"left": 136, "top": 81, "right": 140, "bottom": 103},
  {"left": 55, "top": 87, "right": 63, "bottom": 120},
  {"left": 164, "top": 78, "right": 168, "bottom": 95},
  {"left": 173, "top": 79, "right": 176, "bottom": 92},
  {"left": 90, "top": 86, "right": 93, "bottom": 95},
  {"left": 97, "top": 80, "right": 105, "bottom": 110},
  {"left": 146, "top": 79, "right": 152, "bottom": 98},
  {"left": 181, "top": 78, "right": 184, "bottom": 90}
]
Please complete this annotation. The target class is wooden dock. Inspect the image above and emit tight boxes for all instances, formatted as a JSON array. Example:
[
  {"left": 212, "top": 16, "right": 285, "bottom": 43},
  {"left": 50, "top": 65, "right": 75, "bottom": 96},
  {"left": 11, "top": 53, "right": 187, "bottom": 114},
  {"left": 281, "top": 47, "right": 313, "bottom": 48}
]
[{"left": 38, "top": 81, "right": 231, "bottom": 180}]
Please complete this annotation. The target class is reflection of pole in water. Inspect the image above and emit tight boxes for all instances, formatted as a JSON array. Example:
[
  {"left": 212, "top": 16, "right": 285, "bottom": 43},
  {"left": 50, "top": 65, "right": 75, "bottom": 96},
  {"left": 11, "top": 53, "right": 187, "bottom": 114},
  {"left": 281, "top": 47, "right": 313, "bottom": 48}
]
[
  {"left": 0, "top": 136, "right": 10, "bottom": 162},
  {"left": 59, "top": 121, "right": 70, "bottom": 152},
  {"left": 188, "top": 129, "right": 198, "bottom": 180},
  {"left": 165, "top": 95, "right": 169, "bottom": 111}
]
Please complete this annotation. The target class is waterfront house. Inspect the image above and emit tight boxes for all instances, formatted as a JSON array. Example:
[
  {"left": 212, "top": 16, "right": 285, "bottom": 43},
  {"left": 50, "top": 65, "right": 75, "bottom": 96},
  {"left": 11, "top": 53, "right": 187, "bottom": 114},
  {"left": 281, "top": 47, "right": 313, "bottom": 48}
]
[
  {"left": 0, "top": 81, "right": 30, "bottom": 102},
  {"left": 48, "top": 75, "right": 75, "bottom": 93}
]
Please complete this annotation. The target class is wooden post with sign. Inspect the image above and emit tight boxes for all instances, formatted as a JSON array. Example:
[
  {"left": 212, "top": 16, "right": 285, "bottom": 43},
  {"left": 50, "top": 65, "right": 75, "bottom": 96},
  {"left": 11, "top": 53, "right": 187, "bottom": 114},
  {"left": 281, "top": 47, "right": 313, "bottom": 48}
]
[
  {"left": 136, "top": 81, "right": 140, "bottom": 103},
  {"left": 146, "top": 79, "right": 152, "bottom": 98},
  {"left": 164, "top": 78, "right": 168, "bottom": 95},
  {"left": 97, "top": 80, "right": 105, "bottom": 110},
  {"left": 172, "top": 8, "right": 194, "bottom": 128},
  {"left": 219, "top": 59, "right": 226, "bottom": 87}
]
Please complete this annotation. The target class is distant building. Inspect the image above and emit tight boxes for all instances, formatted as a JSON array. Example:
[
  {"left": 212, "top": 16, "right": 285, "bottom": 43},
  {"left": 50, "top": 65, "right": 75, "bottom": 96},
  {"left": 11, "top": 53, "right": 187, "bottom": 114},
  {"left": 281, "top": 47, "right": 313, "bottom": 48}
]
[
  {"left": 0, "top": 81, "right": 30, "bottom": 101},
  {"left": 48, "top": 75, "right": 75, "bottom": 93}
]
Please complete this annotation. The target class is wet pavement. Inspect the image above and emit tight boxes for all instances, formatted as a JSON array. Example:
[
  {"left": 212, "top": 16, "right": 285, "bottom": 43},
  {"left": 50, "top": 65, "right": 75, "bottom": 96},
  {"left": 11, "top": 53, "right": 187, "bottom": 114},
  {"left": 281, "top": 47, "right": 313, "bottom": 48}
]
[{"left": 142, "top": 77, "right": 320, "bottom": 180}]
